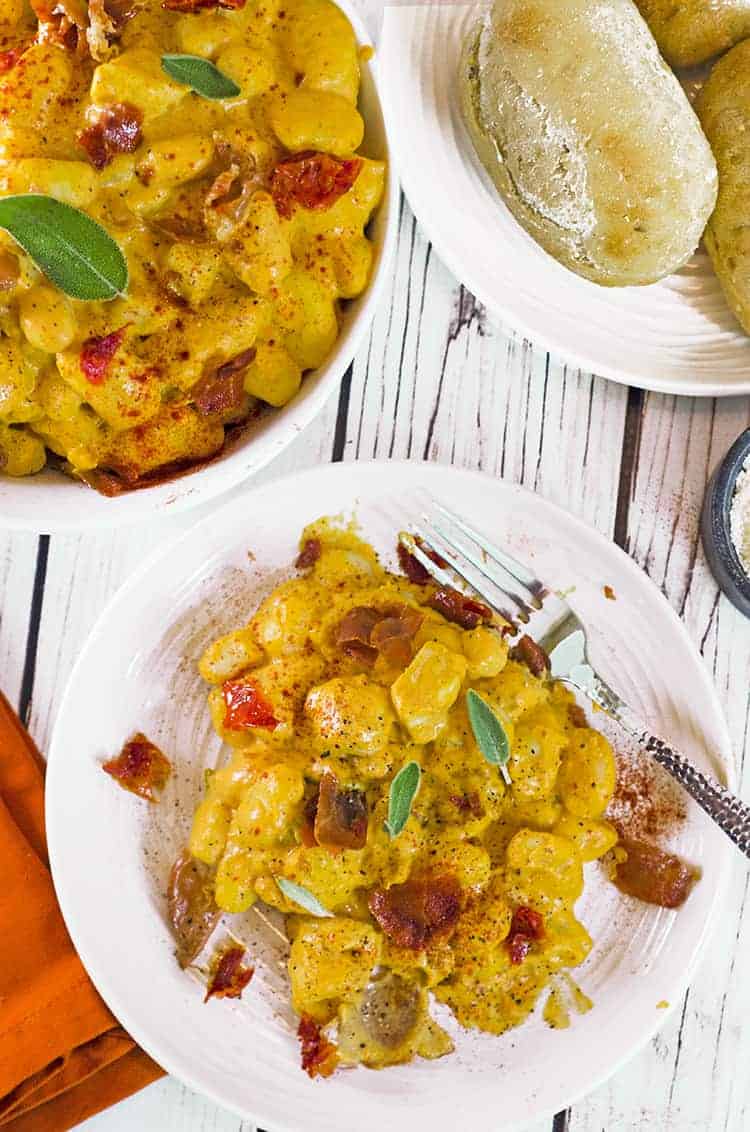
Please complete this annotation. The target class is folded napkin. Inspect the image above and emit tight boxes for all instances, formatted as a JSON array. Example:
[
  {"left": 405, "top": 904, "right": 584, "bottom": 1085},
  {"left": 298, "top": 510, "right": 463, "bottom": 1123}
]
[{"left": 0, "top": 691, "right": 164, "bottom": 1131}]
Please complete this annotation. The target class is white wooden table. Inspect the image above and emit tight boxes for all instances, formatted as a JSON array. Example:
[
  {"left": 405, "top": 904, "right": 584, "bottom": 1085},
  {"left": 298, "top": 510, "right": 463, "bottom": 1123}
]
[{"left": 2, "top": 174, "right": 749, "bottom": 1132}]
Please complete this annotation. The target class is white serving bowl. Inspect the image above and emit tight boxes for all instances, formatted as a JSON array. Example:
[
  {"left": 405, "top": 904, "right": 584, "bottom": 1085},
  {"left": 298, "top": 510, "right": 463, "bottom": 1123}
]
[{"left": 0, "top": 2, "right": 397, "bottom": 533}]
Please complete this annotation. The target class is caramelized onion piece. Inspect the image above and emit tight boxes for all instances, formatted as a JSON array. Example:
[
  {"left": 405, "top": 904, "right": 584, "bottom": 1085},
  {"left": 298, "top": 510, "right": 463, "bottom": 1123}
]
[
  {"left": 612, "top": 839, "right": 699, "bottom": 909},
  {"left": 360, "top": 971, "right": 420, "bottom": 1049},
  {"left": 369, "top": 875, "right": 462, "bottom": 951},
  {"left": 168, "top": 850, "right": 220, "bottom": 967},
  {"left": 335, "top": 603, "right": 423, "bottom": 667},
  {"left": 313, "top": 772, "right": 368, "bottom": 850}
]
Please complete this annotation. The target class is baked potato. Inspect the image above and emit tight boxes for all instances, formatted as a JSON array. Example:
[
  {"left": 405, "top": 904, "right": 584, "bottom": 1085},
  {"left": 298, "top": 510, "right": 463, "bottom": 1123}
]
[
  {"left": 461, "top": 0, "right": 718, "bottom": 287},
  {"left": 635, "top": 1, "right": 750, "bottom": 67},
  {"left": 696, "top": 39, "right": 750, "bottom": 333}
]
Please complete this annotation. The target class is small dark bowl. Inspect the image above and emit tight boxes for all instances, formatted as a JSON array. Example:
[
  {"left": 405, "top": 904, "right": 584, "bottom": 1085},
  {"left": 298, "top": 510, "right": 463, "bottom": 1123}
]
[{"left": 701, "top": 427, "right": 750, "bottom": 619}]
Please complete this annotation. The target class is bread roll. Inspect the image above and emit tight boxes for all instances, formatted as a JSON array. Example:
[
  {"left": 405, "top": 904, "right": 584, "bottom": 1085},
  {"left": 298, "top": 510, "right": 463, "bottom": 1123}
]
[
  {"left": 635, "top": 1, "right": 750, "bottom": 68},
  {"left": 696, "top": 39, "right": 750, "bottom": 333},
  {"left": 461, "top": 0, "right": 718, "bottom": 287}
]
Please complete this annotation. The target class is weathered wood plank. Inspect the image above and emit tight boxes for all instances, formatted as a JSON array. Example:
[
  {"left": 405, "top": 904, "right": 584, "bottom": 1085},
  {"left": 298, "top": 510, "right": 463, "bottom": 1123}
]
[
  {"left": 344, "top": 200, "right": 629, "bottom": 537},
  {"left": 569, "top": 393, "right": 750, "bottom": 1132},
  {"left": 0, "top": 532, "right": 40, "bottom": 715}
]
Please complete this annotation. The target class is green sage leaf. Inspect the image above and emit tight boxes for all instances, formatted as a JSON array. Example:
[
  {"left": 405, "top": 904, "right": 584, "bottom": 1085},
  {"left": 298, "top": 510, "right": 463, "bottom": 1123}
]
[
  {"left": 0, "top": 195, "right": 128, "bottom": 301},
  {"left": 467, "top": 689, "right": 512, "bottom": 785},
  {"left": 161, "top": 54, "right": 241, "bottom": 100},
  {"left": 385, "top": 760, "right": 421, "bottom": 838},
  {"left": 276, "top": 877, "right": 333, "bottom": 918}
]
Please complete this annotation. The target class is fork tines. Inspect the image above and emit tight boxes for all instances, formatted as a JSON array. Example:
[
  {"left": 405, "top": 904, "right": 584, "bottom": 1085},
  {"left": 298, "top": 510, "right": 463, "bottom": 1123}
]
[{"left": 400, "top": 499, "right": 548, "bottom": 627}]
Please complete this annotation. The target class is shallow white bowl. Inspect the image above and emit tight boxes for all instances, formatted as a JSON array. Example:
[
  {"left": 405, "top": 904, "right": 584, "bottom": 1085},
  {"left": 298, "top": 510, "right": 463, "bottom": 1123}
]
[
  {"left": 0, "top": 3, "right": 397, "bottom": 532},
  {"left": 46, "top": 461, "right": 734, "bottom": 1132},
  {"left": 381, "top": 3, "right": 750, "bottom": 398}
]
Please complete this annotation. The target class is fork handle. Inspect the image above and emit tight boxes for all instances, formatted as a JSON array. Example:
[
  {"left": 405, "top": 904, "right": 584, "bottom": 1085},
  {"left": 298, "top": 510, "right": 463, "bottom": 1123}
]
[{"left": 585, "top": 674, "right": 750, "bottom": 859}]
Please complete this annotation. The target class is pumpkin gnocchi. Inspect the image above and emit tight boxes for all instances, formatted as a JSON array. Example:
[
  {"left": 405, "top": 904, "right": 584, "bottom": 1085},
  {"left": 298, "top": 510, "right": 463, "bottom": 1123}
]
[
  {"left": 181, "top": 521, "right": 625, "bottom": 1074},
  {"left": 0, "top": 0, "right": 384, "bottom": 490}
]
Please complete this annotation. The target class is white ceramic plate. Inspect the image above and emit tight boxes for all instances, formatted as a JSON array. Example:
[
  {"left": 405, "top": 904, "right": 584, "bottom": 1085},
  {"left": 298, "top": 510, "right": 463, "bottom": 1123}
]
[
  {"left": 0, "top": 0, "right": 397, "bottom": 533},
  {"left": 380, "top": 4, "right": 750, "bottom": 398},
  {"left": 46, "top": 461, "right": 733, "bottom": 1132}
]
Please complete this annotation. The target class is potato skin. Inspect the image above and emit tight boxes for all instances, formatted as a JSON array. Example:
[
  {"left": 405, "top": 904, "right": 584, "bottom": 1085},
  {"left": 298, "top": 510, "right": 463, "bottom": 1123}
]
[
  {"left": 696, "top": 39, "right": 750, "bottom": 334},
  {"left": 635, "top": 1, "right": 750, "bottom": 67},
  {"left": 461, "top": 0, "right": 718, "bottom": 287}
]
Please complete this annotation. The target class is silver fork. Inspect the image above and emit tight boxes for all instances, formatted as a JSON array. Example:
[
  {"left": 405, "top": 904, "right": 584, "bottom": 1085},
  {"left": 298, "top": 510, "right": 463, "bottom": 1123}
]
[{"left": 400, "top": 498, "right": 750, "bottom": 860}]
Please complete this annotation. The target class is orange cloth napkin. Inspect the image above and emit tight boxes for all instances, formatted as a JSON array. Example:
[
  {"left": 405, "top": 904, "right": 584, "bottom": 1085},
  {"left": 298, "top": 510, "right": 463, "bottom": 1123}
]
[{"left": 0, "top": 691, "right": 164, "bottom": 1131}]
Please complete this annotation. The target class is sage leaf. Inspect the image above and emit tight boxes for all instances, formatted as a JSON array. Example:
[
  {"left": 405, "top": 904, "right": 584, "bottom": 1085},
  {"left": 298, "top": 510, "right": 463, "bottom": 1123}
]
[
  {"left": 161, "top": 54, "right": 241, "bottom": 100},
  {"left": 385, "top": 760, "right": 421, "bottom": 838},
  {"left": 0, "top": 195, "right": 127, "bottom": 301},
  {"left": 276, "top": 877, "right": 333, "bottom": 918},
  {"left": 467, "top": 689, "right": 512, "bottom": 785}
]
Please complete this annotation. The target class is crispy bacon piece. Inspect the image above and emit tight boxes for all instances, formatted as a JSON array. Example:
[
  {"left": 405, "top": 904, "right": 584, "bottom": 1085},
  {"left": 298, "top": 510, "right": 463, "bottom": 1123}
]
[
  {"left": 449, "top": 791, "right": 483, "bottom": 818},
  {"left": 168, "top": 850, "right": 220, "bottom": 967},
  {"left": 271, "top": 152, "right": 362, "bottom": 220},
  {"left": 78, "top": 102, "right": 142, "bottom": 170},
  {"left": 429, "top": 586, "right": 492, "bottom": 630},
  {"left": 222, "top": 677, "right": 278, "bottom": 731},
  {"left": 313, "top": 772, "right": 368, "bottom": 850},
  {"left": 32, "top": 0, "right": 88, "bottom": 53},
  {"left": 506, "top": 905, "right": 545, "bottom": 965},
  {"left": 396, "top": 537, "right": 447, "bottom": 585},
  {"left": 204, "top": 945, "right": 254, "bottom": 1002},
  {"left": 297, "top": 1015, "right": 338, "bottom": 1078},
  {"left": 80, "top": 327, "right": 126, "bottom": 385},
  {"left": 102, "top": 732, "right": 172, "bottom": 802},
  {"left": 193, "top": 348, "right": 255, "bottom": 417},
  {"left": 612, "top": 839, "right": 699, "bottom": 909},
  {"left": 369, "top": 874, "right": 462, "bottom": 951},
  {"left": 335, "top": 603, "right": 423, "bottom": 667},
  {"left": 295, "top": 537, "right": 322, "bottom": 570},
  {"left": 87, "top": 0, "right": 138, "bottom": 60},
  {"left": 510, "top": 634, "right": 550, "bottom": 677}
]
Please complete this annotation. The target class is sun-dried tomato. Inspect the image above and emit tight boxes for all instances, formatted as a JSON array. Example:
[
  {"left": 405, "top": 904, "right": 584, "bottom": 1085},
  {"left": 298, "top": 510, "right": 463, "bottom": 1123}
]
[
  {"left": 297, "top": 1015, "right": 338, "bottom": 1078},
  {"left": 510, "top": 634, "right": 550, "bottom": 677},
  {"left": 79, "top": 327, "right": 126, "bottom": 385},
  {"left": 396, "top": 537, "right": 447, "bottom": 585},
  {"left": 204, "top": 945, "right": 254, "bottom": 1002},
  {"left": 313, "top": 772, "right": 368, "bottom": 850},
  {"left": 429, "top": 586, "right": 493, "bottom": 629},
  {"left": 369, "top": 874, "right": 462, "bottom": 951},
  {"left": 271, "top": 152, "right": 362, "bottom": 220},
  {"left": 222, "top": 678, "right": 278, "bottom": 731},
  {"left": 295, "top": 537, "right": 322, "bottom": 570},
  {"left": 612, "top": 839, "right": 698, "bottom": 909},
  {"left": 78, "top": 102, "right": 142, "bottom": 170},
  {"left": 102, "top": 732, "right": 172, "bottom": 802},
  {"left": 568, "top": 703, "right": 588, "bottom": 729}
]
